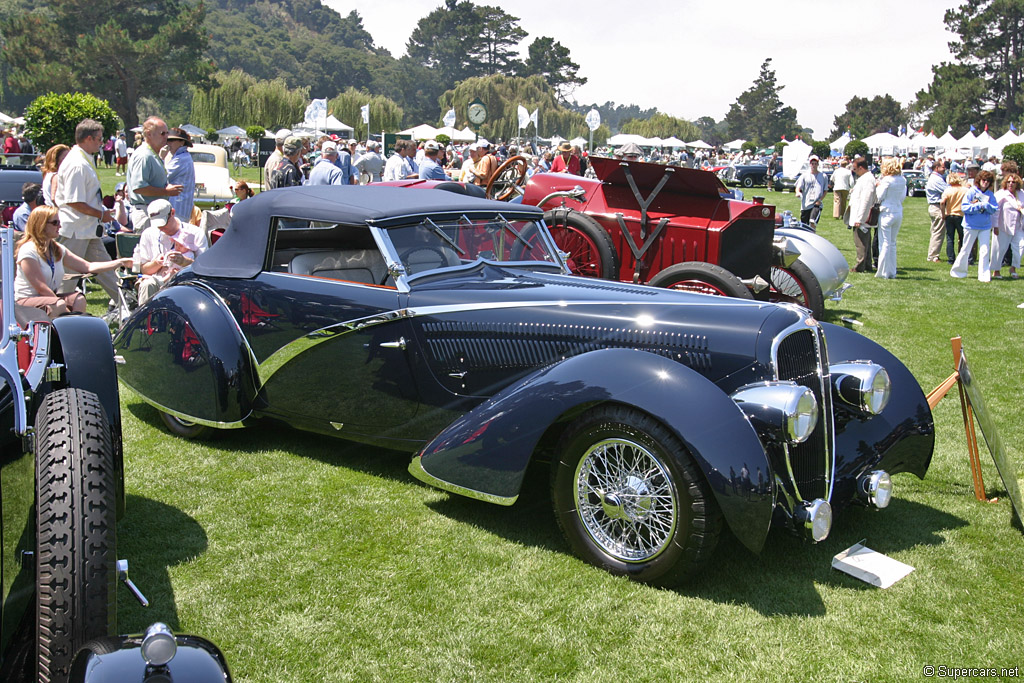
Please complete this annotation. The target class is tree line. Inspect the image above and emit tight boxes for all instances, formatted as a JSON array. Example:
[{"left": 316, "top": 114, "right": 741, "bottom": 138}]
[{"left": 1, "top": 0, "right": 1020, "bottom": 146}]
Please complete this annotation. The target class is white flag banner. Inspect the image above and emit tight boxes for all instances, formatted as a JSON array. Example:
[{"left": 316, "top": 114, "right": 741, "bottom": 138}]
[
  {"left": 443, "top": 108, "right": 457, "bottom": 128},
  {"left": 585, "top": 108, "right": 601, "bottom": 132},
  {"left": 517, "top": 105, "right": 530, "bottom": 130},
  {"left": 304, "top": 98, "right": 327, "bottom": 126},
  {"left": 360, "top": 104, "right": 370, "bottom": 124},
  {"left": 529, "top": 108, "right": 538, "bottom": 127}
]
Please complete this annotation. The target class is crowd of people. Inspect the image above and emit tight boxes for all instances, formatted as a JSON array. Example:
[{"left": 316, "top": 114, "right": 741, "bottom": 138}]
[
  {"left": 4, "top": 116, "right": 226, "bottom": 321},
  {"left": 7, "top": 114, "right": 1024, "bottom": 321}
]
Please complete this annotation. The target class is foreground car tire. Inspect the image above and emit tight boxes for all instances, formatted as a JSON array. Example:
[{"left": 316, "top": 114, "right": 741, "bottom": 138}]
[
  {"left": 648, "top": 261, "right": 752, "bottom": 299},
  {"left": 551, "top": 406, "right": 722, "bottom": 586},
  {"left": 35, "top": 388, "right": 117, "bottom": 683},
  {"left": 770, "top": 261, "right": 825, "bottom": 318},
  {"left": 541, "top": 209, "right": 618, "bottom": 279},
  {"left": 159, "top": 411, "right": 216, "bottom": 440}
]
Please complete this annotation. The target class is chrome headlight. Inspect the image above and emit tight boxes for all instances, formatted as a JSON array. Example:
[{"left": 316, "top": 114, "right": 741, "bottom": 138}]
[
  {"left": 859, "top": 470, "right": 893, "bottom": 509},
  {"left": 795, "top": 498, "right": 832, "bottom": 542},
  {"left": 141, "top": 622, "right": 177, "bottom": 667},
  {"left": 732, "top": 381, "right": 819, "bottom": 444},
  {"left": 830, "top": 362, "right": 891, "bottom": 414}
]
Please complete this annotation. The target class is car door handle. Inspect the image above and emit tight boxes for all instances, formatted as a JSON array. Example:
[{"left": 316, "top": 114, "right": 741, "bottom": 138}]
[{"left": 379, "top": 337, "right": 406, "bottom": 351}]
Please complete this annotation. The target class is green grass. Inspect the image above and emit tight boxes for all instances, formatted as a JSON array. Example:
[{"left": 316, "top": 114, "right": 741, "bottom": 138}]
[{"left": 87, "top": 187, "right": 1024, "bottom": 682}]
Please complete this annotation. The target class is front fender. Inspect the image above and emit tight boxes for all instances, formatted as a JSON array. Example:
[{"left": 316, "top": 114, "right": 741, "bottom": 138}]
[
  {"left": 411, "top": 348, "right": 775, "bottom": 554},
  {"left": 113, "top": 283, "right": 257, "bottom": 426},
  {"left": 52, "top": 315, "right": 121, "bottom": 432},
  {"left": 821, "top": 323, "right": 934, "bottom": 506}
]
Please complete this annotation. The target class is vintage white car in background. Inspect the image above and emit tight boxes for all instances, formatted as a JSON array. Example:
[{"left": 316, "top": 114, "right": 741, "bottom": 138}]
[{"left": 188, "top": 143, "right": 234, "bottom": 205}]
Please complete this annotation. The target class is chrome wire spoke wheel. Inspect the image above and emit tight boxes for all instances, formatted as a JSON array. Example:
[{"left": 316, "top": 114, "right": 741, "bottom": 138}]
[{"left": 573, "top": 438, "right": 678, "bottom": 562}]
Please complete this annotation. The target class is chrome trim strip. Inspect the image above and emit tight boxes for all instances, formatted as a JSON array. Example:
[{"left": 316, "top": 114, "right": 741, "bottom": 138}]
[
  {"left": 1, "top": 228, "right": 29, "bottom": 436},
  {"left": 257, "top": 308, "right": 414, "bottom": 387},
  {"left": 119, "top": 383, "right": 248, "bottom": 429},
  {"left": 770, "top": 315, "right": 835, "bottom": 503},
  {"left": 256, "top": 297, "right": 769, "bottom": 389},
  {"left": 408, "top": 456, "right": 518, "bottom": 507}
]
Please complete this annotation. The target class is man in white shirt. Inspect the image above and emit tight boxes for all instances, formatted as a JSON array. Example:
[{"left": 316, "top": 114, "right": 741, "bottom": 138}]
[
  {"left": 845, "top": 157, "right": 877, "bottom": 272},
  {"left": 831, "top": 158, "right": 854, "bottom": 219},
  {"left": 134, "top": 199, "right": 208, "bottom": 304},
  {"left": 795, "top": 155, "right": 828, "bottom": 227},
  {"left": 383, "top": 140, "right": 417, "bottom": 181},
  {"left": 54, "top": 118, "right": 119, "bottom": 301},
  {"left": 355, "top": 140, "right": 384, "bottom": 183}
]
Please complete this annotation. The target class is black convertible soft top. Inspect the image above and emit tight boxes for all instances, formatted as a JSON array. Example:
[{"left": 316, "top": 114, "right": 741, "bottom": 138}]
[{"left": 193, "top": 185, "right": 544, "bottom": 278}]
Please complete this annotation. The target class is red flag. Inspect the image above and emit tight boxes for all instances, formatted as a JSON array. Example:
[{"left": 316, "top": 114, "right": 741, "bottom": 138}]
[{"left": 984, "top": 124, "right": 988, "bottom": 131}]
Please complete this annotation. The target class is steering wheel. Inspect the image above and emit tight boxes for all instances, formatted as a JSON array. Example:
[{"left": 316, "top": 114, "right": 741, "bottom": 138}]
[
  {"left": 486, "top": 155, "right": 528, "bottom": 201},
  {"left": 387, "top": 246, "right": 450, "bottom": 283}
]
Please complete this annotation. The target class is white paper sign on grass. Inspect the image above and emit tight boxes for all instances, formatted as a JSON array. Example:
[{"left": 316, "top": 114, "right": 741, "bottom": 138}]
[{"left": 832, "top": 542, "right": 914, "bottom": 588}]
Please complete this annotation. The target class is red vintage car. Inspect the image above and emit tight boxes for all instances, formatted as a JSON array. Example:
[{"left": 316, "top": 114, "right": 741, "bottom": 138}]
[{"left": 381, "top": 155, "right": 827, "bottom": 316}]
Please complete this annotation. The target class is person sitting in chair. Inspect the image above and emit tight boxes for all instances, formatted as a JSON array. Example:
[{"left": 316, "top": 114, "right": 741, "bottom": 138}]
[{"left": 134, "top": 199, "right": 208, "bottom": 304}]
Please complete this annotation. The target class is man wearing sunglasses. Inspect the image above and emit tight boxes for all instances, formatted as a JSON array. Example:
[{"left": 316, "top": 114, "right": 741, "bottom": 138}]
[{"left": 126, "top": 116, "right": 183, "bottom": 232}]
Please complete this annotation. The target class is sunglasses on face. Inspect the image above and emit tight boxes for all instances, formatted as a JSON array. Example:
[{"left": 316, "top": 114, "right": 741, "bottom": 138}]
[{"left": 46, "top": 219, "right": 60, "bottom": 225}]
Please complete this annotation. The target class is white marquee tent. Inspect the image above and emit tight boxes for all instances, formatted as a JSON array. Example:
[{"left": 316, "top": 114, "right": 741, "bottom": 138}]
[
  {"left": 686, "top": 139, "right": 713, "bottom": 149},
  {"left": 936, "top": 129, "right": 959, "bottom": 152},
  {"left": 399, "top": 124, "right": 439, "bottom": 140},
  {"left": 662, "top": 136, "right": 687, "bottom": 148},
  {"left": 830, "top": 133, "right": 851, "bottom": 151}
]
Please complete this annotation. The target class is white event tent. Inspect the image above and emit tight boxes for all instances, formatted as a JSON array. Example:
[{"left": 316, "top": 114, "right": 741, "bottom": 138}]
[
  {"left": 569, "top": 136, "right": 588, "bottom": 148},
  {"left": 606, "top": 133, "right": 649, "bottom": 146},
  {"left": 662, "top": 136, "right": 687, "bottom": 148},
  {"left": 830, "top": 133, "right": 851, "bottom": 151},
  {"left": 399, "top": 124, "right": 439, "bottom": 140},
  {"left": 216, "top": 125, "right": 247, "bottom": 137},
  {"left": 180, "top": 124, "right": 208, "bottom": 138},
  {"left": 992, "top": 129, "right": 1020, "bottom": 156},
  {"left": 936, "top": 130, "right": 959, "bottom": 153},
  {"left": 686, "top": 139, "right": 713, "bottom": 149},
  {"left": 860, "top": 132, "right": 901, "bottom": 155},
  {"left": 723, "top": 139, "right": 746, "bottom": 151},
  {"left": 434, "top": 126, "right": 475, "bottom": 142}
]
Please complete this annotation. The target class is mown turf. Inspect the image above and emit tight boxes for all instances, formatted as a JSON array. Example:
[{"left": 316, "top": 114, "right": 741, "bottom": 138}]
[{"left": 88, "top": 181, "right": 1023, "bottom": 682}]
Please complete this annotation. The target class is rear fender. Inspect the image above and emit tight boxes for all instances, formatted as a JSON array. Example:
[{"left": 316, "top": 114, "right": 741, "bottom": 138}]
[
  {"left": 113, "top": 283, "right": 257, "bottom": 426},
  {"left": 821, "top": 323, "right": 934, "bottom": 505},
  {"left": 412, "top": 348, "right": 775, "bottom": 553}
]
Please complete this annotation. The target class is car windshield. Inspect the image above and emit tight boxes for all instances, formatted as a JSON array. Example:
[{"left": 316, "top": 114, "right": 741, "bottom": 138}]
[
  {"left": 386, "top": 216, "right": 561, "bottom": 277},
  {"left": 189, "top": 152, "right": 218, "bottom": 164}
]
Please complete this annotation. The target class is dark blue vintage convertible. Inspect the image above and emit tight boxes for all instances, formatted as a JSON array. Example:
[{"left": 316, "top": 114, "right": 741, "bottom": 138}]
[{"left": 114, "top": 186, "right": 934, "bottom": 585}]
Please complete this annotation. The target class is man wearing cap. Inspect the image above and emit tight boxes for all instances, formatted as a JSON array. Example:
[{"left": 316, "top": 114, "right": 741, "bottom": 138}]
[
  {"left": 161, "top": 127, "right": 196, "bottom": 220},
  {"left": 267, "top": 136, "right": 305, "bottom": 189},
  {"left": 419, "top": 141, "right": 451, "bottom": 181},
  {"left": 471, "top": 140, "right": 496, "bottom": 187},
  {"left": 134, "top": 199, "right": 208, "bottom": 304},
  {"left": 795, "top": 155, "right": 828, "bottom": 227},
  {"left": 619, "top": 142, "right": 643, "bottom": 162},
  {"left": 54, "top": 118, "right": 121, "bottom": 302},
  {"left": 308, "top": 142, "right": 344, "bottom": 185},
  {"left": 331, "top": 138, "right": 356, "bottom": 185},
  {"left": 127, "top": 116, "right": 183, "bottom": 232},
  {"left": 264, "top": 128, "right": 292, "bottom": 179},
  {"left": 355, "top": 140, "right": 384, "bottom": 183},
  {"left": 551, "top": 141, "right": 580, "bottom": 175},
  {"left": 12, "top": 182, "right": 42, "bottom": 231}
]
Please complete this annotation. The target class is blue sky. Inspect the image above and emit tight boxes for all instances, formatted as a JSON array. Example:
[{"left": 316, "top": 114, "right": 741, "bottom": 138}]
[{"left": 334, "top": 0, "right": 958, "bottom": 138}]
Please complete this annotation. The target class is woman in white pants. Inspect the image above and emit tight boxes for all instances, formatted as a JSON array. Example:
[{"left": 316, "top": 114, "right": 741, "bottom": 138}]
[
  {"left": 874, "top": 158, "right": 907, "bottom": 279},
  {"left": 992, "top": 173, "right": 1024, "bottom": 279},
  {"left": 951, "top": 170, "right": 999, "bottom": 281}
]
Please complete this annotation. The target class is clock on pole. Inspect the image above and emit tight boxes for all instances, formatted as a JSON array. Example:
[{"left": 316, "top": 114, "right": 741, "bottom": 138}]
[{"left": 467, "top": 98, "right": 487, "bottom": 128}]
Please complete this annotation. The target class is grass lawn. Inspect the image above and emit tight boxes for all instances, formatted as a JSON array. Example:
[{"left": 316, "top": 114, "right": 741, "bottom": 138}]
[{"left": 87, "top": 181, "right": 1024, "bottom": 682}]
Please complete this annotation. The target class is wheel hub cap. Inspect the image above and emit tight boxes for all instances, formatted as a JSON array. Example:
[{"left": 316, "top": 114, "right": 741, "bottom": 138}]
[{"left": 574, "top": 438, "right": 678, "bottom": 562}]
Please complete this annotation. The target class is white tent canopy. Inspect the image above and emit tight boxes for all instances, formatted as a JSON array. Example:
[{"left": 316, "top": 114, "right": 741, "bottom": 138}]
[
  {"left": 0, "top": 111, "right": 14, "bottom": 124},
  {"left": 322, "top": 115, "right": 353, "bottom": 134},
  {"left": 180, "top": 124, "right": 207, "bottom": 137},
  {"left": 646, "top": 136, "right": 664, "bottom": 147},
  {"left": 860, "top": 132, "right": 900, "bottom": 155},
  {"left": 399, "top": 124, "right": 439, "bottom": 140},
  {"left": 569, "top": 136, "right": 588, "bottom": 148},
  {"left": 216, "top": 125, "right": 247, "bottom": 137},
  {"left": 662, "top": 136, "right": 687, "bottom": 148},
  {"left": 686, "top": 139, "right": 713, "bottom": 149},
  {"left": 434, "top": 125, "right": 475, "bottom": 142},
  {"left": 992, "top": 129, "right": 1021, "bottom": 156},
  {"left": 606, "top": 133, "right": 649, "bottom": 146},
  {"left": 723, "top": 138, "right": 746, "bottom": 151},
  {"left": 936, "top": 130, "right": 959, "bottom": 152},
  {"left": 830, "top": 133, "right": 851, "bottom": 151}
]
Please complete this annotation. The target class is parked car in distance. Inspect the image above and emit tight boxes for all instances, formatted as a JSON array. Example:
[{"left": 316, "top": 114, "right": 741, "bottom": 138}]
[
  {"left": 114, "top": 185, "right": 934, "bottom": 587},
  {"left": 0, "top": 228, "right": 232, "bottom": 683},
  {"left": 903, "top": 169, "right": 927, "bottom": 197},
  {"left": 1, "top": 162, "right": 42, "bottom": 224},
  {"left": 720, "top": 162, "right": 771, "bottom": 188},
  {"left": 774, "top": 161, "right": 836, "bottom": 193},
  {"left": 188, "top": 143, "right": 234, "bottom": 206}
]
